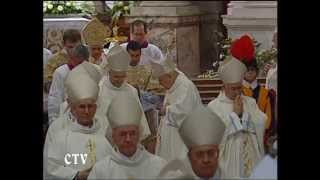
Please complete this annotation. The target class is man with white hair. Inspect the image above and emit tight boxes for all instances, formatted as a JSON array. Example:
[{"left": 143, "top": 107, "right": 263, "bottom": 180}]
[
  {"left": 158, "top": 105, "right": 226, "bottom": 179},
  {"left": 97, "top": 44, "right": 151, "bottom": 141},
  {"left": 88, "top": 93, "right": 167, "bottom": 179},
  {"left": 48, "top": 44, "right": 88, "bottom": 124},
  {"left": 150, "top": 57, "right": 203, "bottom": 162},
  {"left": 44, "top": 61, "right": 112, "bottom": 180},
  {"left": 207, "top": 35, "right": 267, "bottom": 179}
]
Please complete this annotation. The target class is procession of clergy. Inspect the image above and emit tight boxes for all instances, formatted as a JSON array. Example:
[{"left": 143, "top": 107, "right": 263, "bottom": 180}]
[{"left": 43, "top": 18, "right": 278, "bottom": 180}]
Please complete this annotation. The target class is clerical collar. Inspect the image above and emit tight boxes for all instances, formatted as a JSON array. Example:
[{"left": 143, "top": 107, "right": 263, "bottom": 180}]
[
  {"left": 68, "top": 112, "right": 100, "bottom": 134},
  {"left": 111, "top": 144, "right": 146, "bottom": 166},
  {"left": 67, "top": 63, "right": 75, "bottom": 70},
  {"left": 104, "top": 74, "right": 126, "bottom": 90},
  {"left": 243, "top": 79, "right": 258, "bottom": 89},
  {"left": 140, "top": 41, "right": 149, "bottom": 48}
]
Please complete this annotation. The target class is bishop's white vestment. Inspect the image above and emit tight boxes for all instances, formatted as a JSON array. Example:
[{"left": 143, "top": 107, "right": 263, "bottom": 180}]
[
  {"left": 156, "top": 72, "right": 203, "bottom": 162},
  {"left": 96, "top": 75, "right": 151, "bottom": 140},
  {"left": 48, "top": 64, "right": 70, "bottom": 124},
  {"left": 88, "top": 144, "right": 167, "bottom": 179},
  {"left": 44, "top": 117, "right": 113, "bottom": 179},
  {"left": 207, "top": 91, "right": 266, "bottom": 179}
]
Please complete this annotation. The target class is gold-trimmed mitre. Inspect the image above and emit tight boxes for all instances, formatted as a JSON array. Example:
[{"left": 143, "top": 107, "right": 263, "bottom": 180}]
[{"left": 82, "top": 18, "right": 112, "bottom": 47}]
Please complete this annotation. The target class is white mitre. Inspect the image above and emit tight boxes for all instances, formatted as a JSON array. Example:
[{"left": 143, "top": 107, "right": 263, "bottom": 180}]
[
  {"left": 107, "top": 92, "right": 142, "bottom": 128},
  {"left": 150, "top": 54, "right": 177, "bottom": 78},
  {"left": 179, "top": 105, "right": 226, "bottom": 148},
  {"left": 100, "top": 44, "right": 130, "bottom": 72},
  {"left": 218, "top": 56, "right": 247, "bottom": 84},
  {"left": 64, "top": 61, "right": 102, "bottom": 104}
]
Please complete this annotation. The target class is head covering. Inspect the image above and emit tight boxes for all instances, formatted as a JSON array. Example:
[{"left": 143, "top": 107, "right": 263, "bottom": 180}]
[
  {"left": 64, "top": 61, "right": 102, "bottom": 104},
  {"left": 101, "top": 44, "right": 130, "bottom": 72},
  {"left": 179, "top": 105, "right": 225, "bottom": 148},
  {"left": 219, "top": 34, "right": 256, "bottom": 83},
  {"left": 107, "top": 92, "right": 142, "bottom": 128},
  {"left": 82, "top": 18, "right": 111, "bottom": 47},
  {"left": 150, "top": 54, "right": 177, "bottom": 78}
]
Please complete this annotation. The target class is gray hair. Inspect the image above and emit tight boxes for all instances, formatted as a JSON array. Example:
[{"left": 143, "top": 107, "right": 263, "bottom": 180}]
[{"left": 72, "top": 44, "right": 89, "bottom": 61}]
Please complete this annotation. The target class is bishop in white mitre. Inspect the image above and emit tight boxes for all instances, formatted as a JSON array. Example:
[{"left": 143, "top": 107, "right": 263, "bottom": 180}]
[
  {"left": 150, "top": 57, "right": 203, "bottom": 162},
  {"left": 88, "top": 92, "right": 167, "bottom": 179},
  {"left": 96, "top": 44, "right": 151, "bottom": 142},
  {"left": 82, "top": 17, "right": 110, "bottom": 65},
  {"left": 45, "top": 61, "right": 107, "bottom": 144},
  {"left": 158, "top": 105, "right": 226, "bottom": 179},
  {"left": 207, "top": 48, "right": 267, "bottom": 178},
  {"left": 43, "top": 61, "right": 112, "bottom": 180}
]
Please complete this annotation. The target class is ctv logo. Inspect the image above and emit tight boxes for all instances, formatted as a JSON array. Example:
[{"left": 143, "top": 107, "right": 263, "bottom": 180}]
[{"left": 64, "top": 153, "right": 88, "bottom": 165}]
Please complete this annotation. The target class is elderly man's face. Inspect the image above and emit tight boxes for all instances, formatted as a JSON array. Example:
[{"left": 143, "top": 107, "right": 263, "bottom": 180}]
[
  {"left": 132, "top": 25, "right": 146, "bottom": 45},
  {"left": 128, "top": 49, "right": 141, "bottom": 66},
  {"left": 159, "top": 74, "right": 174, "bottom": 90},
  {"left": 109, "top": 70, "right": 127, "bottom": 88},
  {"left": 70, "top": 98, "right": 97, "bottom": 127},
  {"left": 64, "top": 40, "right": 81, "bottom": 57},
  {"left": 112, "top": 125, "right": 140, "bottom": 157},
  {"left": 224, "top": 82, "right": 243, "bottom": 100},
  {"left": 188, "top": 144, "right": 219, "bottom": 178},
  {"left": 89, "top": 45, "right": 104, "bottom": 60}
]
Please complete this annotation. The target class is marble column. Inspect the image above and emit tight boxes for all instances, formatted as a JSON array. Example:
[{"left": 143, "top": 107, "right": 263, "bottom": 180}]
[
  {"left": 222, "top": 1, "right": 277, "bottom": 50},
  {"left": 191, "top": 1, "right": 225, "bottom": 73},
  {"left": 129, "top": 1, "right": 201, "bottom": 77}
]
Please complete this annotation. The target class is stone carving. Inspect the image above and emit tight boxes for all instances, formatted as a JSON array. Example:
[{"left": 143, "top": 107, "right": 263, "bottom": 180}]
[
  {"left": 45, "top": 28, "right": 64, "bottom": 54},
  {"left": 148, "top": 28, "right": 177, "bottom": 62},
  {"left": 43, "top": 17, "right": 89, "bottom": 53}
]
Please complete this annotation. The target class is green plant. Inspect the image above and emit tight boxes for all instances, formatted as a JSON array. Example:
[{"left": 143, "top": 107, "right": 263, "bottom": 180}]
[
  {"left": 216, "top": 35, "right": 276, "bottom": 70},
  {"left": 44, "top": 1, "right": 82, "bottom": 15},
  {"left": 256, "top": 48, "right": 277, "bottom": 69},
  {"left": 43, "top": 1, "right": 95, "bottom": 16},
  {"left": 111, "top": 1, "right": 135, "bottom": 25},
  {"left": 196, "top": 33, "right": 278, "bottom": 79}
]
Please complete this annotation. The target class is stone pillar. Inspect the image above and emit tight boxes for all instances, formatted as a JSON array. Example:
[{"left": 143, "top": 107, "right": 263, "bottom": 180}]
[
  {"left": 222, "top": 1, "right": 277, "bottom": 50},
  {"left": 191, "top": 1, "right": 225, "bottom": 73},
  {"left": 129, "top": 1, "right": 201, "bottom": 77}
]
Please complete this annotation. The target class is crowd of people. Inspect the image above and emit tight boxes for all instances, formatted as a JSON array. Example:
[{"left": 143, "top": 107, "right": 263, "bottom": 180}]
[{"left": 43, "top": 18, "right": 278, "bottom": 179}]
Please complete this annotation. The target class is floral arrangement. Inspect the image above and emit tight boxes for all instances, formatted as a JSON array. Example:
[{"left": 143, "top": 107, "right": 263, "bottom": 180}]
[
  {"left": 43, "top": 1, "right": 95, "bottom": 16},
  {"left": 197, "top": 69, "right": 219, "bottom": 79},
  {"left": 111, "top": 1, "right": 135, "bottom": 25},
  {"left": 197, "top": 32, "right": 277, "bottom": 79},
  {"left": 255, "top": 47, "right": 277, "bottom": 70},
  {"left": 216, "top": 33, "right": 277, "bottom": 71}
]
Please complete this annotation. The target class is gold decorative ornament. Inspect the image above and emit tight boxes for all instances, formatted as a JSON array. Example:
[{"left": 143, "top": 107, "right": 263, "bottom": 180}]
[{"left": 82, "top": 18, "right": 112, "bottom": 47}]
